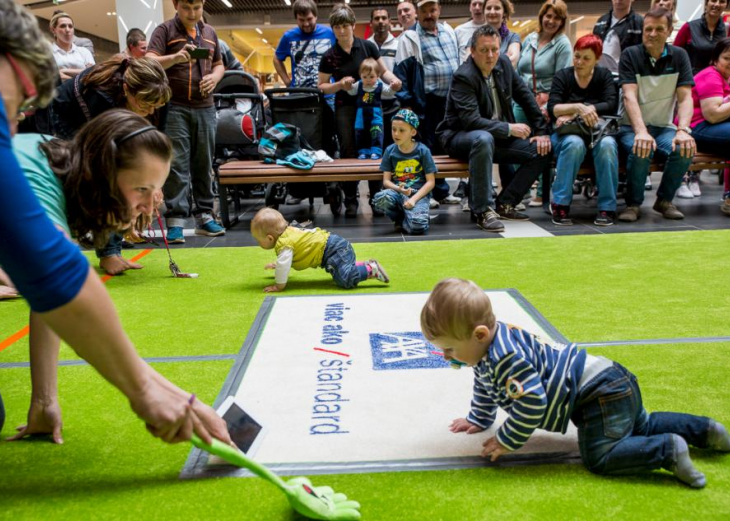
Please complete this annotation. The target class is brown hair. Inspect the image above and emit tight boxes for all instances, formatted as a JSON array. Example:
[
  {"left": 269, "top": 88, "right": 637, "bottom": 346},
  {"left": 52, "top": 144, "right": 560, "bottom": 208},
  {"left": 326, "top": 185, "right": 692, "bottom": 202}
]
[
  {"left": 126, "top": 28, "right": 146, "bottom": 49},
  {"left": 251, "top": 208, "right": 288, "bottom": 238},
  {"left": 644, "top": 7, "right": 673, "bottom": 30},
  {"left": 293, "top": 0, "right": 318, "bottom": 18},
  {"left": 39, "top": 110, "right": 172, "bottom": 247},
  {"left": 83, "top": 55, "right": 171, "bottom": 109},
  {"left": 538, "top": 0, "right": 568, "bottom": 36},
  {"left": 420, "top": 278, "right": 496, "bottom": 341},
  {"left": 0, "top": 0, "right": 57, "bottom": 107},
  {"left": 329, "top": 3, "right": 357, "bottom": 27},
  {"left": 483, "top": 0, "right": 514, "bottom": 22},
  {"left": 359, "top": 58, "right": 379, "bottom": 77}
]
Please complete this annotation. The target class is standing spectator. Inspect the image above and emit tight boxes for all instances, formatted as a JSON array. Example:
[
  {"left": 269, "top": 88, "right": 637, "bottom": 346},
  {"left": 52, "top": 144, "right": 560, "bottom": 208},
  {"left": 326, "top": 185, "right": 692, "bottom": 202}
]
[
  {"left": 49, "top": 11, "right": 94, "bottom": 81},
  {"left": 455, "top": 0, "right": 487, "bottom": 64},
  {"left": 515, "top": 0, "right": 572, "bottom": 208},
  {"left": 395, "top": 0, "right": 461, "bottom": 206},
  {"left": 650, "top": 0, "right": 680, "bottom": 43},
  {"left": 124, "top": 28, "right": 148, "bottom": 59},
  {"left": 437, "top": 25, "right": 552, "bottom": 232},
  {"left": 219, "top": 39, "right": 243, "bottom": 71},
  {"left": 369, "top": 7, "right": 399, "bottom": 153},
  {"left": 318, "top": 4, "right": 402, "bottom": 216},
  {"left": 674, "top": 0, "right": 728, "bottom": 75},
  {"left": 617, "top": 8, "right": 696, "bottom": 223},
  {"left": 593, "top": 0, "right": 644, "bottom": 74},
  {"left": 548, "top": 35, "right": 619, "bottom": 226},
  {"left": 685, "top": 38, "right": 730, "bottom": 215},
  {"left": 483, "top": 0, "right": 521, "bottom": 68},
  {"left": 146, "top": 0, "right": 226, "bottom": 243},
  {"left": 397, "top": 1, "right": 418, "bottom": 33},
  {"left": 273, "top": 0, "right": 335, "bottom": 90},
  {"left": 369, "top": 8, "right": 398, "bottom": 71}
]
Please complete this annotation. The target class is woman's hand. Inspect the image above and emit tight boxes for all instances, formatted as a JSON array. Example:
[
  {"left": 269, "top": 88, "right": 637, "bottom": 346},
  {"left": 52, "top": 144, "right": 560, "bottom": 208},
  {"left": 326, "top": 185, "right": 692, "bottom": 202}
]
[
  {"left": 340, "top": 76, "right": 355, "bottom": 90},
  {"left": 99, "top": 255, "right": 143, "bottom": 276},
  {"left": 554, "top": 114, "right": 575, "bottom": 128},
  {"left": 6, "top": 398, "right": 64, "bottom": 444},
  {"left": 575, "top": 104, "right": 599, "bottom": 127}
]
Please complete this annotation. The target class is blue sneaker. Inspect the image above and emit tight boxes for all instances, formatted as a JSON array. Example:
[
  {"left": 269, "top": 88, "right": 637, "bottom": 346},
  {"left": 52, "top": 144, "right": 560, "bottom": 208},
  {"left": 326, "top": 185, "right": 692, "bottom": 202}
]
[
  {"left": 167, "top": 226, "right": 185, "bottom": 244},
  {"left": 195, "top": 220, "right": 225, "bottom": 237},
  {"left": 370, "top": 153, "right": 381, "bottom": 160},
  {"left": 357, "top": 153, "right": 369, "bottom": 160}
]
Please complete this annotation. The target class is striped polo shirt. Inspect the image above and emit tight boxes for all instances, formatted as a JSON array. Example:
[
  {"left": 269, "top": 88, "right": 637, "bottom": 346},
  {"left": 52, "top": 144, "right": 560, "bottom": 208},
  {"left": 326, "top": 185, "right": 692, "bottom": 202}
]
[{"left": 467, "top": 322, "right": 586, "bottom": 452}]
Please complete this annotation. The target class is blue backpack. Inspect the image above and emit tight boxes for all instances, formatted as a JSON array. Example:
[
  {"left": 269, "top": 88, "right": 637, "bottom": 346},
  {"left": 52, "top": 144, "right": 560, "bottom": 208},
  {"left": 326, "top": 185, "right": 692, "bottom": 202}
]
[{"left": 258, "top": 122, "right": 315, "bottom": 169}]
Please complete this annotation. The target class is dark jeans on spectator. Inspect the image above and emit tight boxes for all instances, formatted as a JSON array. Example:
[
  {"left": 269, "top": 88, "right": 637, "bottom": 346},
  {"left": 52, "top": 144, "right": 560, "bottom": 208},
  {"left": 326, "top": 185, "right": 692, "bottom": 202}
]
[
  {"left": 572, "top": 362, "right": 711, "bottom": 476},
  {"left": 336, "top": 104, "right": 381, "bottom": 206},
  {"left": 95, "top": 232, "right": 123, "bottom": 259},
  {"left": 321, "top": 234, "right": 368, "bottom": 289},
  {"left": 164, "top": 105, "right": 216, "bottom": 228},
  {"left": 446, "top": 130, "right": 550, "bottom": 214},
  {"left": 692, "top": 120, "right": 730, "bottom": 156},
  {"left": 422, "top": 93, "right": 451, "bottom": 200}
]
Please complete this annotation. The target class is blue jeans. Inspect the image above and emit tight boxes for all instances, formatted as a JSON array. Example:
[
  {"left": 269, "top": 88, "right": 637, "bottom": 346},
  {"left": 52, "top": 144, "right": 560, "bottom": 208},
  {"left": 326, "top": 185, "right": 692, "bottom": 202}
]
[
  {"left": 446, "top": 130, "right": 551, "bottom": 213},
  {"left": 692, "top": 120, "right": 730, "bottom": 156},
  {"left": 372, "top": 189, "right": 430, "bottom": 234},
  {"left": 551, "top": 134, "right": 619, "bottom": 212},
  {"left": 95, "top": 232, "right": 123, "bottom": 259},
  {"left": 164, "top": 105, "right": 217, "bottom": 227},
  {"left": 355, "top": 106, "right": 384, "bottom": 157},
  {"left": 617, "top": 125, "right": 693, "bottom": 206},
  {"left": 321, "top": 234, "right": 368, "bottom": 289},
  {"left": 572, "top": 363, "right": 711, "bottom": 475}
]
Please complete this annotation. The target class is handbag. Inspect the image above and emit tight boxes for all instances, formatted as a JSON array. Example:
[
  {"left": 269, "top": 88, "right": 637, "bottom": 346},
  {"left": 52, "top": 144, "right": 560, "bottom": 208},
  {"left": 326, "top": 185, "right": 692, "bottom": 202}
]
[{"left": 555, "top": 115, "right": 620, "bottom": 149}]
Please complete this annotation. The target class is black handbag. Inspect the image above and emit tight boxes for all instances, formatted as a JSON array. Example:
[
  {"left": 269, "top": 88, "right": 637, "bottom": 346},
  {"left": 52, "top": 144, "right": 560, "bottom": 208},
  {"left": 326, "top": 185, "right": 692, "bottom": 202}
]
[{"left": 556, "top": 115, "right": 620, "bottom": 149}]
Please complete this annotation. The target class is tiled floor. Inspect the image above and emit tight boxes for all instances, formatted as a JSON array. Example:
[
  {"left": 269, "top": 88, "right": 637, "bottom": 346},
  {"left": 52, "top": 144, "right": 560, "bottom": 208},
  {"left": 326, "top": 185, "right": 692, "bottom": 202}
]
[{"left": 156, "top": 171, "right": 729, "bottom": 249}]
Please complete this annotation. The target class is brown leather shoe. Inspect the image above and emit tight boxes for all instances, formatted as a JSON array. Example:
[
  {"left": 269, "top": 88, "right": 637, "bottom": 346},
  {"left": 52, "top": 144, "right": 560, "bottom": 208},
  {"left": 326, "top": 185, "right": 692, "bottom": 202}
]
[
  {"left": 721, "top": 198, "right": 730, "bottom": 216},
  {"left": 618, "top": 205, "right": 641, "bottom": 222},
  {"left": 652, "top": 199, "right": 684, "bottom": 219}
]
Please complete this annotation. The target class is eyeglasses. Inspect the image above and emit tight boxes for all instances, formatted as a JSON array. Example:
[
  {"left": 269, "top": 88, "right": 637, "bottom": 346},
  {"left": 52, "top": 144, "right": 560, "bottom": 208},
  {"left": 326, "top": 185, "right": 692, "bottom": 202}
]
[{"left": 5, "top": 53, "right": 38, "bottom": 115}]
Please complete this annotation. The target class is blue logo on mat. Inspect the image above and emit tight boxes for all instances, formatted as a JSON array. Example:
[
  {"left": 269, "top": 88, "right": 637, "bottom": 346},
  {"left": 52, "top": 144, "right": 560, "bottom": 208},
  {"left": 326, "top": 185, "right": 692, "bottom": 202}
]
[{"left": 369, "top": 332, "right": 451, "bottom": 370}]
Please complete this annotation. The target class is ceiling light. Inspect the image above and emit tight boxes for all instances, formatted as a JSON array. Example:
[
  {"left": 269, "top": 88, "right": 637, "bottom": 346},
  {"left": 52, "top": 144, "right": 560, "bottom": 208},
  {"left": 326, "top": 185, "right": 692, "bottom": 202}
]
[
  {"left": 262, "top": 38, "right": 268, "bottom": 44},
  {"left": 284, "top": 0, "right": 291, "bottom": 6},
  {"left": 255, "top": 28, "right": 263, "bottom": 34},
  {"left": 519, "top": 19, "right": 530, "bottom": 27},
  {"left": 570, "top": 16, "right": 585, "bottom": 24},
  {"left": 221, "top": 0, "right": 233, "bottom": 7}
]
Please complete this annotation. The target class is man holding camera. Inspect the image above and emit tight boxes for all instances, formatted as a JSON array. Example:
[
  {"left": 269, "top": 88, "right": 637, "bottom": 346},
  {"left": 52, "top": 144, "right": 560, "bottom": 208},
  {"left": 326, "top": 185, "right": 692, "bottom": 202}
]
[{"left": 146, "top": 0, "right": 226, "bottom": 243}]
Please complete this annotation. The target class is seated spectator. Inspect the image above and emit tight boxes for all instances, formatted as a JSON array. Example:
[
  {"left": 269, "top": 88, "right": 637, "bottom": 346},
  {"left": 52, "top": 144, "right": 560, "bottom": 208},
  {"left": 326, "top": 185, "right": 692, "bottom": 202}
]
[
  {"left": 437, "top": 25, "right": 552, "bottom": 232},
  {"left": 548, "top": 35, "right": 619, "bottom": 226},
  {"left": 685, "top": 38, "right": 730, "bottom": 215},
  {"left": 49, "top": 11, "right": 94, "bottom": 81},
  {"left": 483, "top": 0, "right": 521, "bottom": 68},
  {"left": 124, "top": 28, "right": 148, "bottom": 59},
  {"left": 617, "top": 7, "right": 696, "bottom": 222}
]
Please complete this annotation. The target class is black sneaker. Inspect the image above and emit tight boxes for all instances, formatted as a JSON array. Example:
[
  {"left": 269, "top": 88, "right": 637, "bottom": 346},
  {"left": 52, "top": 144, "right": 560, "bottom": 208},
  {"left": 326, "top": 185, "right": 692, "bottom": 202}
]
[
  {"left": 551, "top": 204, "right": 573, "bottom": 226},
  {"left": 475, "top": 210, "right": 505, "bottom": 233},
  {"left": 344, "top": 197, "right": 359, "bottom": 217},
  {"left": 594, "top": 211, "right": 615, "bottom": 226},
  {"left": 496, "top": 203, "right": 529, "bottom": 221},
  {"left": 453, "top": 180, "right": 468, "bottom": 199},
  {"left": 325, "top": 182, "right": 342, "bottom": 216}
]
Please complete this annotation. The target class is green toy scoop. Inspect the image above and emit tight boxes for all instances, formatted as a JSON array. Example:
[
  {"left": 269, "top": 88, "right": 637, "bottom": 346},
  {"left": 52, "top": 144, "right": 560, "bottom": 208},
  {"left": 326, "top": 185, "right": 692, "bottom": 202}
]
[{"left": 191, "top": 435, "right": 361, "bottom": 520}]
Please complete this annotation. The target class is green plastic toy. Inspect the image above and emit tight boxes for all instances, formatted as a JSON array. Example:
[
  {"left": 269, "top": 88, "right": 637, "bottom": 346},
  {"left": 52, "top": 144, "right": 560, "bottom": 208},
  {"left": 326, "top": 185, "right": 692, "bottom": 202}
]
[{"left": 191, "top": 435, "right": 362, "bottom": 520}]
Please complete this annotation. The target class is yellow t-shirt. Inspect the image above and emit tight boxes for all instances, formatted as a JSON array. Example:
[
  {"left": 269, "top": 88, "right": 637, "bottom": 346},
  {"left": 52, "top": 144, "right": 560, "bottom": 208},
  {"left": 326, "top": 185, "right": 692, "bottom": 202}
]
[{"left": 274, "top": 226, "right": 331, "bottom": 270}]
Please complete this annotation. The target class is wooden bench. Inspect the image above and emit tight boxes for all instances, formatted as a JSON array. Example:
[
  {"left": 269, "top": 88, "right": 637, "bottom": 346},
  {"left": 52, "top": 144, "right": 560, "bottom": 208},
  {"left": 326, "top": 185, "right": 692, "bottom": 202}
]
[{"left": 216, "top": 153, "right": 728, "bottom": 227}]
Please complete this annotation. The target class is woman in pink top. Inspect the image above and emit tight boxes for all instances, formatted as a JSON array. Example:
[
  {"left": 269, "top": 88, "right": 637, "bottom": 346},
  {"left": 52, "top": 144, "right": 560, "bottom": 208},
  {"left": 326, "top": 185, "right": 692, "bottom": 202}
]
[{"left": 688, "top": 38, "right": 730, "bottom": 214}]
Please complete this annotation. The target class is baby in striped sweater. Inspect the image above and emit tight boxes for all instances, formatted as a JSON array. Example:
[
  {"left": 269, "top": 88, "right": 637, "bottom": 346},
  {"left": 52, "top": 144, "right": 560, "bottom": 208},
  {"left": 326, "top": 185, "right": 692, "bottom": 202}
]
[{"left": 420, "top": 278, "right": 730, "bottom": 488}]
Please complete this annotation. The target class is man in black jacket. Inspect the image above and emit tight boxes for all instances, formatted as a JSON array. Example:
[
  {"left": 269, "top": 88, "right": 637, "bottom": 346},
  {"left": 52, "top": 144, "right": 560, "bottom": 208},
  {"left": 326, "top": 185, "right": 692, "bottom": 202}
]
[
  {"left": 437, "top": 25, "right": 551, "bottom": 232},
  {"left": 593, "top": 0, "right": 643, "bottom": 53}
]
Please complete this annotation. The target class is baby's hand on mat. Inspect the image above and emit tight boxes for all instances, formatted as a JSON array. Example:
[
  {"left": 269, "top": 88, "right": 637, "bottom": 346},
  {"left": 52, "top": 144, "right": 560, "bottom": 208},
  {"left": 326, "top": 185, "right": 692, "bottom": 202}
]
[
  {"left": 264, "top": 284, "right": 285, "bottom": 293},
  {"left": 449, "top": 417, "right": 484, "bottom": 434},
  {"left": 481, "top": 436, "right": 510, "bottom": 461},
  {"left": 264, "top": 263, "right": 276, "bottom": 270}
]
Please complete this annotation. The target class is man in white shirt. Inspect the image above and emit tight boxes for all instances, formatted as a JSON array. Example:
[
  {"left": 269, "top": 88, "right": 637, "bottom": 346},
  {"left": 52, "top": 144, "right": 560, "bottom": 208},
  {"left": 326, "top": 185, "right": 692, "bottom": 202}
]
[
  {"left": 455, "top": 0, "right": 487, "bottom": 63},
  {"left": 369, "top": 7, "right": 398, "bottom": 71}
]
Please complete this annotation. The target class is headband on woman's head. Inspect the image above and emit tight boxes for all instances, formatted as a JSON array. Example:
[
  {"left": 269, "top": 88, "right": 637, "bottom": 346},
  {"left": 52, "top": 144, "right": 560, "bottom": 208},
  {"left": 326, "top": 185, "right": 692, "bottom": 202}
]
[{"left": 115, "top": 125, "right": 156, "bottom": 146}]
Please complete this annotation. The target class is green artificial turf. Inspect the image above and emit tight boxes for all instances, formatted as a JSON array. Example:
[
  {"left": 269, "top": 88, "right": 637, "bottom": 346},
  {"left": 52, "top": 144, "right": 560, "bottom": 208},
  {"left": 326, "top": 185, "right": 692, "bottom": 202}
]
[{"left": 1, "top": 230, "right": 729, "bottom": 520}]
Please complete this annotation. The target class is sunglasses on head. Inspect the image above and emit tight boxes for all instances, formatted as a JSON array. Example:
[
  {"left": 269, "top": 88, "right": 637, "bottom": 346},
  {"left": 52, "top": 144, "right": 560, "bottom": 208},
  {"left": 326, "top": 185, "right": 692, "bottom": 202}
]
[{"left": 5, "top": 53, "right": 38, "bottom": 115}]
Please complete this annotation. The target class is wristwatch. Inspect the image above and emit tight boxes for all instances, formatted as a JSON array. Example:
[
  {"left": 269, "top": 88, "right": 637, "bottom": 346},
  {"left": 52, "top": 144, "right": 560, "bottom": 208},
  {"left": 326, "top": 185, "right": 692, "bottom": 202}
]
[{"left": 677, "top": 126, "right": 692, "bottom": 135}]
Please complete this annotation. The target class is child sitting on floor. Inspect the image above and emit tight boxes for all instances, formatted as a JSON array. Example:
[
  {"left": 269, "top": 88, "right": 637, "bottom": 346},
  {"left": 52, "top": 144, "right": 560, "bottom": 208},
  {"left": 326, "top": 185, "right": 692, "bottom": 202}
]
[
  {"left": 346, "top": 58, "right": 395, "bottom": 160},
  {"left": 420, "top": 278, "right": 730, "bottom": 488},
  {"left": 250, "top": 208, "right": 389, "bottom": 292},
  {"left": 372, "top": 109, "right": 436, "bottom": 235}
]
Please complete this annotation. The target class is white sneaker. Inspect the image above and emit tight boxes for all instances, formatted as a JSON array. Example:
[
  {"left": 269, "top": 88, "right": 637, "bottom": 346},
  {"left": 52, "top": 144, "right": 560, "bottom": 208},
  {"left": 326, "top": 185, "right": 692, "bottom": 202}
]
[
  {"left": 461, "top": 199, "right": 470, "bottom": 212},
  {"left": 439, "top": 194, "right": 461, "bottom": 204},
  {"left": 429, "top": 198, "right": 440, "bottom": 209},
  {"left": 689, "top": 177, "right": 701, "bottom": 197},
  {"left": 515, "top": 202, "right": 526, "bottom": 211},
  {"left": 676, "top": 183, "right": 694, "bottom": 199}
]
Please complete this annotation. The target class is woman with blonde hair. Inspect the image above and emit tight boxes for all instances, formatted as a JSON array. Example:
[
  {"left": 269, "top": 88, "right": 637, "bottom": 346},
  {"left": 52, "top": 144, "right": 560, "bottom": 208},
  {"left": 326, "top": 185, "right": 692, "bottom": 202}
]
[{"left": 49, "top": 10, "right": 94, "bottom": 81}]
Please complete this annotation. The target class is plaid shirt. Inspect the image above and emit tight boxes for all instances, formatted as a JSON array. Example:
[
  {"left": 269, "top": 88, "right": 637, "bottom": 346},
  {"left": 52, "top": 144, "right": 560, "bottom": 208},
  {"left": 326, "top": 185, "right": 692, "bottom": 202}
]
[{"left": 418, "top": 23, "right": 459, "bottom": 97}]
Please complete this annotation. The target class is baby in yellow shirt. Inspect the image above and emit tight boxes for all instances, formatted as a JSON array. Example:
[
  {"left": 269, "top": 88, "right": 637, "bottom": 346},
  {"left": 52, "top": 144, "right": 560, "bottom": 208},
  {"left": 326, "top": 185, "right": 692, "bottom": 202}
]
[{"left": 251, "top": 208, "right": 389, "bottom": 292}]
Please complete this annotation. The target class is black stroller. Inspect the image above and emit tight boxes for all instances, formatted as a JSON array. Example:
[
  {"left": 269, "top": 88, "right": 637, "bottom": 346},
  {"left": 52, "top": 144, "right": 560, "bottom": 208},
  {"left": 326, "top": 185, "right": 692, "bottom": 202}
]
[
  {"left": 264, "top": 87, "right": 342, "bottom": 215},
  {"left": 212, "top": 70, "right": 268, "bottom": 225}
]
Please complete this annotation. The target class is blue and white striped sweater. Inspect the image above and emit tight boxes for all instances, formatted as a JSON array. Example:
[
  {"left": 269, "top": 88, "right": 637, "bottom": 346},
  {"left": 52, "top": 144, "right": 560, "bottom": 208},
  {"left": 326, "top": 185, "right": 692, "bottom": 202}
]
[{"left": 467, "top": 322, "right": 586, "bottom": 452}]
